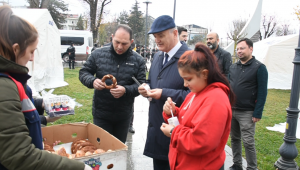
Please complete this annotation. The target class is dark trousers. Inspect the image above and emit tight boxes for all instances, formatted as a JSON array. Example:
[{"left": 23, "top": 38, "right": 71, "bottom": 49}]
[
  {"left": 130, "top": 104, "right": 134, "bottom": 126},
  {"left": 153, "top": 159, "right": 170, "bottom": 170},
  {"left": 69, "top": 58, "right": 75, "bottom": 69},
  {"left": 93, "top": 116, "right": 132, "bottom": 143}
]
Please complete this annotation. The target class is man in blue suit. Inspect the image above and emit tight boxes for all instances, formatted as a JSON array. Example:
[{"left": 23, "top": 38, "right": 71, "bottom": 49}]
[{"left": 138, "top": 15, "right": 190, "bottom": 170}]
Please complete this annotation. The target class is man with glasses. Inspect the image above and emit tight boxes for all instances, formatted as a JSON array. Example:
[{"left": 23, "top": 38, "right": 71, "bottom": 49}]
[
  {"left": 206, "top": 32, "right": 232, "bottom": 77},
  {"left": 229, "top": 38, "right": 268, "bottom": 170}
]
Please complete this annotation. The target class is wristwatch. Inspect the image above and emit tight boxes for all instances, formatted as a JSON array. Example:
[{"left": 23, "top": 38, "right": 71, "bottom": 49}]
[{"left": 170, "top": 128, "right": 174, "bottom": 135}]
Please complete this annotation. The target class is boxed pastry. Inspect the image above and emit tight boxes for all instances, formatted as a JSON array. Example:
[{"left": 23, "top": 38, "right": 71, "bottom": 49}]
[{"left": 42, "top": 123, "right": 128, "bottom": 169}]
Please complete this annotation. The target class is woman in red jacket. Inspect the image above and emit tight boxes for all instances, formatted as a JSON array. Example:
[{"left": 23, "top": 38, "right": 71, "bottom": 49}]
[{"left": 160, "top": 43, "right": 235, "bottom": 170}]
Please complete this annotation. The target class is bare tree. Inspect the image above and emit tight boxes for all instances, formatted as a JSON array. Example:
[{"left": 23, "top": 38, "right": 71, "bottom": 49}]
[
  {"left": 27, "top": 0, "right": 50, "bottom": 8},
  {"left": 227, "top": 18, "right": 247, "bottom": 61},
  {"left": 81, "top": 0, "right": 112, "bottom": 43},
  {"left": 27, "top": 0, "right": 68, "bottom": 29},
  {"left": 276, "top": 23, "right": 292, "bottom": 36},
  {"left": 260, "top": 14, "right": 277, "bottom": 40}
]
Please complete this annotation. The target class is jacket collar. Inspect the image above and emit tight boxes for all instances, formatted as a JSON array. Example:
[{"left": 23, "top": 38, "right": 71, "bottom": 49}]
[
  {"left": 213, "top": 45, "right": 220, "bottom": 54},
  {"left": 0, "top": 55, "right": 31, "bottom": 85},
  {"left": 237, "top": 56, "right": 255, "bottom": 66},
  {"left": 110, "top": 44, "right": 133, "bottom": 58}
]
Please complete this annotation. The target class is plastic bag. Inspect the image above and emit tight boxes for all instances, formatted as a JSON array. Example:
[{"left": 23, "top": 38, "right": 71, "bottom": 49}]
[{"left": 42, "top": 89, "right": 76, "bottom": 117}]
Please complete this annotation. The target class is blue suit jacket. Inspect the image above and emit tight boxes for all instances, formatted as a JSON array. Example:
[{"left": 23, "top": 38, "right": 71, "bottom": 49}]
[{"left": 143, "top": 42, "right": 190, "bottom": 160}]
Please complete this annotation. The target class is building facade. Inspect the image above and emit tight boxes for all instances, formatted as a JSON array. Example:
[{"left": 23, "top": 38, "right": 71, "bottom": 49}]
[
  {"left": 182, "top": 24, "right": 208, "bottom": 41},
  {"left": 61, "top": 14, "right": 87, "bottom": 30}
]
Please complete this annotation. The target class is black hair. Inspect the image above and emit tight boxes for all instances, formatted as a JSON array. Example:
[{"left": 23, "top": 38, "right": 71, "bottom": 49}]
[
  {"left": 114, "top": 24, "right": 133, "bottom": 40},
  {"left": 237, "top": 38, "right": 253, "bottom": 48},
  {"left": 177, "top": 26, "right": 188, "bottom": 35}
]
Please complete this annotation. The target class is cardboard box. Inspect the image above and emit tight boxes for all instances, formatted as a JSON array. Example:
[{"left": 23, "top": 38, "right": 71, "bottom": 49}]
[{"left": 42, "top": 123, "right": 128, "bottom": 169}]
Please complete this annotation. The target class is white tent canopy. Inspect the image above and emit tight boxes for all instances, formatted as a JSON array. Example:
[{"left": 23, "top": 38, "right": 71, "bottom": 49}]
[
  {"left": 12, "top": 9, "right": 68, "bottom": 96},
  {"left": 253, "top": 34, "right": 299, "bottom": 90},
  {"left": 255, "top": 34, "right": 300, "bottom": 139}
]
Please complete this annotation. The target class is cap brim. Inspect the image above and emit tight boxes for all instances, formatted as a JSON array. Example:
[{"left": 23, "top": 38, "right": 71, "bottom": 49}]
[{"left": 148, "top": 28, "right": 169, "bottom": 34}]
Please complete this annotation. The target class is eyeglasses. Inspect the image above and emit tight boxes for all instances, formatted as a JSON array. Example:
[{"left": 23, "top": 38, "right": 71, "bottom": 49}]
[{"left": 235, "top": 47, "right": 247, "bottom": 52}]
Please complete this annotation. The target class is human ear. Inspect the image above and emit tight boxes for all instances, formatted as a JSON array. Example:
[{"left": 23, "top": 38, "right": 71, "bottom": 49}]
[
  {"left": 12, "top": 43, "right": 20, "bottom": 57},
  {"left": 202, "top": 69, "right": 209, "bottom": 79}
]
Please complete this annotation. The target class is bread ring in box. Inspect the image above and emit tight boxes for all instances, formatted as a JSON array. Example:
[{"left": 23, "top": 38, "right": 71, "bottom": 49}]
[{"left": 101, "top": 74, "right": 117, "bottom": 89}]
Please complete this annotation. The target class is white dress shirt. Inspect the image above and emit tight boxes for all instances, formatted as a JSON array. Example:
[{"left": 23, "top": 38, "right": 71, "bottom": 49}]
[{"left": 163, "top": 41, "right": 182, "bottom": 64}]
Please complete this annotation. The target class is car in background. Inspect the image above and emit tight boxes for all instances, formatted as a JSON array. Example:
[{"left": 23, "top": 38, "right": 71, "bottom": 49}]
[{"left": 60, "top": 30, "right": 93, "bottom": 62}]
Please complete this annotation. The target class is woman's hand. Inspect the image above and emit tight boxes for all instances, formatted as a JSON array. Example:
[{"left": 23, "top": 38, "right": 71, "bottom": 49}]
[
  {"left": 163, "top": 97, "right": 176, "bottom": 116},
  {"left": 160, "top": 123, "right": 174, "bottom": 138},
  {"left": 45, "top": 115, "right": 61, "bottom": 123}
]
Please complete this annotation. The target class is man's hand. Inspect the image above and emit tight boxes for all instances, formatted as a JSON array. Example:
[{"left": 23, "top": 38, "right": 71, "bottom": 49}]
[
  {"left": 110, "top": 85, "right": 126, "bottom": 98},
  {"left": 252, "top": 117, "right": 261, "bottom": 123},
  {"left": 148, "top": 88, "right": 162, "bottom": 100},
  {"left": 138, "top": 83, "right": 148, "bottom": 97},
  {"left": 93, "top": 79, "right": 105, "bottom": 90},
  {"left": 160, "top": 123, "right": 174, "bottom": 138}
]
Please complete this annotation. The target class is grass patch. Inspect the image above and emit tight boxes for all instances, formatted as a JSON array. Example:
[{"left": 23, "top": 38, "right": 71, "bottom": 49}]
[
  {"left": 50, "top": 68, "right": 299, "bottom": 169},
  {"left": 227, "top": 89, "right": 300, "bottom": 169}
]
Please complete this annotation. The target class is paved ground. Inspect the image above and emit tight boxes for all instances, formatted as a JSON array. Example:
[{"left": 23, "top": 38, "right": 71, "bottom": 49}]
[{"left": 126, "top": 95, "right": 247, "bottom": 170}]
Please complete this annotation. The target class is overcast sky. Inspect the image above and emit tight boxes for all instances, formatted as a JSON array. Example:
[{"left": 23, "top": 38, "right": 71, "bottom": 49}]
[{"left": 8, "top": 0, "right": 300, "bottom": 38}]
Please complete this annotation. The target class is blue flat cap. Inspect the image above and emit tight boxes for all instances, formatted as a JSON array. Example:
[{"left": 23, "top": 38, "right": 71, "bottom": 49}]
[{"left": 148, "top": 15, "right": 176, "bottom": 34}]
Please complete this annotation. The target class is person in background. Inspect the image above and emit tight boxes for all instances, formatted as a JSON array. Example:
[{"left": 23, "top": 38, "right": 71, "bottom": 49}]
[
  {"left": 79, "top": 24, "right": 146, "bottom": 143},
  {"left": 177, "top": 26, "right": 188, "bottom": 43},
  {"left": 151, "top": 47, "right": 156, "bottom": 62},
  {"left": 67, "top": 42, "right": 75, "bottom": 69},
  {"left": 161, "top": 43, "right": 234, "bottom": 170},
  {"left": 141, "top": 46, "right": 145, "bottom": 58},
  {"left": 0, "top": 5, "right": 92, "bottom": 170},
  {"left": 136, "top": 46, "right": 140, "bottom": 54},
  {"left": 103, "top": 36, "right": 112, "bottom": 47},
  {"left": 138, "top": 15, "right": 190, "bottom": 170},
  {"left": 206, "top": 32, "right": 232, "bottom": 77},
  {"left": 91, "top": 43, "right": 98, "bottom": 52},
  {"left": 229, "top": 38, "right": 268, "bottom": 170}
]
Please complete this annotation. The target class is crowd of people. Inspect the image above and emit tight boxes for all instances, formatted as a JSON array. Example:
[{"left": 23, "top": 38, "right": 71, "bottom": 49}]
[{"left": 0, "top": 4, "right": 269, "bottom": 170}]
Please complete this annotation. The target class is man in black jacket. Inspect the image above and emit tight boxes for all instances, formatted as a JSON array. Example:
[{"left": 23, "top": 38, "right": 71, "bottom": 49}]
[
  {"left": 206, "top": 32, "right": 232, "bottom": 77},
  {"left": 229, "top": 38, "right": 268, "bottom": 170},
  {"left": 79, "top": 24, "right": 146, "bottom": 143},
  {"left": 67, "top": 42, "right": 76, "bottom": 69}
]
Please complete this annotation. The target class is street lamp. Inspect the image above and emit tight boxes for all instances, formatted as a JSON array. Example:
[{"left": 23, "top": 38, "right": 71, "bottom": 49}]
[
  {"left": 173, "top": 0, "right": 176, "bottom": 21},
  {"left": 143, "top": 0, "right": 152, "bottom": 59},
  {"left": 274, "top": 30, "right": 300, "bottom": 170}
]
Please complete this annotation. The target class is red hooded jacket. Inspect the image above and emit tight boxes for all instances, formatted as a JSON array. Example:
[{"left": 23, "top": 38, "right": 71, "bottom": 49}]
[{"left": 163, "top": 82, "right": 232, "bottom": 170}]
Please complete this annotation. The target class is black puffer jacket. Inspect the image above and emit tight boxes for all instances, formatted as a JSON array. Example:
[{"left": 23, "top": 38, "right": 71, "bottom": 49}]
[{"left": 79, "top": 45, "right": 146, "bottom": 121}]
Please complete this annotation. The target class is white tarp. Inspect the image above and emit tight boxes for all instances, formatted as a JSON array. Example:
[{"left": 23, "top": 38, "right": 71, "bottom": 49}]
[
  {"left": 12, "top": 9, "right": 68, "bottom": 96},
  {"left": 255, "top": 34, "right": 300, "bottom": 138},
  {"left": 253, "top": 34, "right": 299, "bottom": 89}
]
